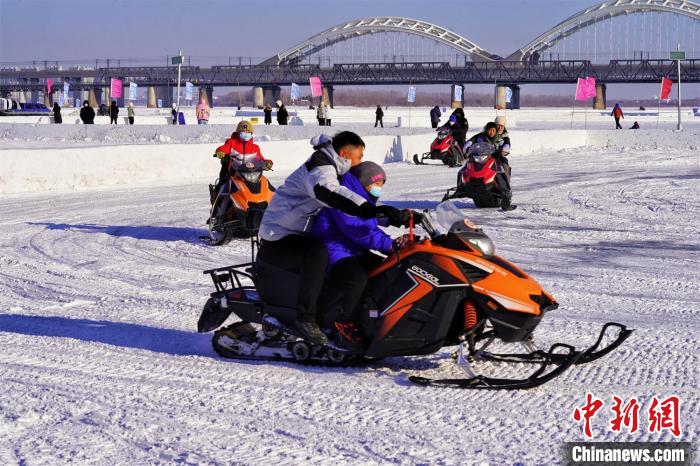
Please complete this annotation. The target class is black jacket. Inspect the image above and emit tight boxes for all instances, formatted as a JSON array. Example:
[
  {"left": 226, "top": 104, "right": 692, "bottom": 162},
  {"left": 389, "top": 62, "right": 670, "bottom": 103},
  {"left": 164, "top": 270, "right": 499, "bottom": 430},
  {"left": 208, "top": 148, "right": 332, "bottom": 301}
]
[
  {"left": 375, "top": 108, "right": 384, "bottom": 118},
  {"left": 53, "top": 104, "right": 62, "bottom": 124},
  {"left": 263, "top": 108, "right": 272, "bottom": 122},
  {"left": 277, "top": 106, "right": 289, "bottom": 124},
  {"left": 430, "top": 107, "right": 441, "bottom": 122},
  {"left": 80, "top": 106, "right": 95, "bottom": 124}
]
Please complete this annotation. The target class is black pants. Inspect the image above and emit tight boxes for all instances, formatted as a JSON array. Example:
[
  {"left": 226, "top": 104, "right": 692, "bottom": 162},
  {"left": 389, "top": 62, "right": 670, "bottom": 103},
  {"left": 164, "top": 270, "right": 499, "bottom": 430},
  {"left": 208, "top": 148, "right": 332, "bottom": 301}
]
[
  {"left": 431, "top": 121, "right": 438, "bottom": 128},
  {"left": 375, "top": 117, "right": 383, "bottom": 128},
  {"left": 317, "top": 118, "right": 325, "bottom": 126},
  {"left": 615, "top": 118, "right": 622, "bottom": 129},
  {"left": 110, "top": 116, "right": 118, "bottom": 124},
  {"left": 215, "top": 158, "right": 230, "bottom": 193},
  {"left": 318, "top": 254, "right": 384, "bottom": 323},
  {"left": 257, "top": 235, "right": 328, "bottom": 322},
  {"left": 128, "top": 117, "right": 134, "bottom": 125}
]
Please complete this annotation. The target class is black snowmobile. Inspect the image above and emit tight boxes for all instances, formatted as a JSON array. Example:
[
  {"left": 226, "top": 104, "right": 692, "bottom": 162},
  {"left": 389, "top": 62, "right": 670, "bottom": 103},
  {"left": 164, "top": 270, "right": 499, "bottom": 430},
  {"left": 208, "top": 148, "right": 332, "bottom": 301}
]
[{"left": 197, "top": 202, "right": 632, "bottom": 389}]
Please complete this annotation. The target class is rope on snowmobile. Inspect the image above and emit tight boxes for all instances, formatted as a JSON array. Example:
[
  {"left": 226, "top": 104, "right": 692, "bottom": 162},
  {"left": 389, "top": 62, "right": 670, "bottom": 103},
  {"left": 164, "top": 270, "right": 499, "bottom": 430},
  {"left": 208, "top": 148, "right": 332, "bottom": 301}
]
[{"left": 408, "top": 343, "right": 583, "bottom": 390}]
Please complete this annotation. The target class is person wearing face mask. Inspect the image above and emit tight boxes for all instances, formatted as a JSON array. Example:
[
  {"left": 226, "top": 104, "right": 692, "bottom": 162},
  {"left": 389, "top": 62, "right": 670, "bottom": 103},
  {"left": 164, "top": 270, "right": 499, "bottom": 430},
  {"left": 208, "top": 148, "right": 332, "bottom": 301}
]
[
  {"left": 213, "top": 120, "right": 272, "bottom": 193},
  {"left": 463, "top": 122, "right": 514, "bottom": 210},
  {"left": 311, "top": 161, "right": 411, "bottom": 350},
  {"left": 256, "top": 132, "right": 417, "bottom": 345}
]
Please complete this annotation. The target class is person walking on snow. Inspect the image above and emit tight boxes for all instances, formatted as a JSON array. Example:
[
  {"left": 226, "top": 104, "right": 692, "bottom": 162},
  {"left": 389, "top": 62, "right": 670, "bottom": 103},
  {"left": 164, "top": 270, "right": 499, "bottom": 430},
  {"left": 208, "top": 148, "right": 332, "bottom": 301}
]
[
  {"left": 263, "top": 104, "right": 272, "bottom": 125},
  {"left": 375, "top": 105, "right": 384, "bottom": 128},
  {"left": 80, "top": 100, "right": 95, "bottom": 124},
  {"left": 52, "top": 102, "right": 62, "bottom": 124},
  {"left": 611, "top": 103, "right": 624, "bottom": 129},
  {"left": 429, "top": 105, "right": 441, "bottom": 128},
  {"left": 109, "top": 101, "right": 119, "bottom": 124},
  {"left": 196, "top": 100, "right": 210, "bottom": 125},
  {"left": 127, "top": 102, "right": 135, "bottom": 125}
]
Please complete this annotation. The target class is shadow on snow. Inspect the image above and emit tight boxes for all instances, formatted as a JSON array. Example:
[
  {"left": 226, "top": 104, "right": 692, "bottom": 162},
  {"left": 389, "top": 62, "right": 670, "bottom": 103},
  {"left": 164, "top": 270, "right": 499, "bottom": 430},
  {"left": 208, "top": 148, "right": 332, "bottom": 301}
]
[{"left": 28, "top": 222, "right": 207, "bottom": 244}]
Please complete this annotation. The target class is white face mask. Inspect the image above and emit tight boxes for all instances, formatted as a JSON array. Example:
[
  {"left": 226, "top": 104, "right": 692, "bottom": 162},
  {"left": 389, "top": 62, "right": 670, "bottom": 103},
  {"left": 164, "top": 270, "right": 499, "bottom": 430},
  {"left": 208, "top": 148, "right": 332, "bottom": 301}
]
[{"left": 239, "top": 132, "right": 253, "bottom": 141}]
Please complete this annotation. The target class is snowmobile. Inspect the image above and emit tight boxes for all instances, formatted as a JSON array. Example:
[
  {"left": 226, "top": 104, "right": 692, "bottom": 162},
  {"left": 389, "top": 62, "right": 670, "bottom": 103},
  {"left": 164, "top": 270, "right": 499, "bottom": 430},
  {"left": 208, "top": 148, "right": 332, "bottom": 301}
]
[
  {"left": 206, "top": 159, "right": 274, "bottom": 245},
  {"left": 197, "top": 201, "right": 631, "bottom": 389},
  {"left": 442, "top": 141, "right": 513, "bottom": 210},
  {"left": 413, "top": 128, "right": 465, "bottom": 167}
]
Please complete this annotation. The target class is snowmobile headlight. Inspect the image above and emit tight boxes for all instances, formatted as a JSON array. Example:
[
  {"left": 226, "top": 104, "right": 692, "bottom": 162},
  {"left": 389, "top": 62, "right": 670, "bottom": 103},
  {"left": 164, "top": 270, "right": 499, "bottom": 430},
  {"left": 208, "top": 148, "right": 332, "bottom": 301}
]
[
  {"left": 468, "top": 236, "right": 495, "bottom": 257},
  {"left": 472, "top": 154, "right": 489, "bottom": 164},
  {"left": 242, "top": 171, "right": 262, "bottom": 184}
]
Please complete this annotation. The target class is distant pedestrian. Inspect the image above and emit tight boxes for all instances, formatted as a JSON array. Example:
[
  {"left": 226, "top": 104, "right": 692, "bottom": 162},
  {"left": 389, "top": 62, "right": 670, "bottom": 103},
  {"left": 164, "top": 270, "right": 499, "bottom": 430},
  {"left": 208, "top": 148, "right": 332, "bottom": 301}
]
[
  {"left": 263, "top": 104, "right": 272, "bottom": 125},
  {"left": 98, "top": 103, "right": 108, "bottom": 117},
  {"left": 429, "top": 105, "right": 441, "bottom": 128},
  {"left": 374, "top": 105, "right": 384, "bottom": 128},
  {"left": 196, "top": 100, "right": 210, "bottom": 125},
  {"left": 611, "top": 103, "right": 624, "bottom": 129},
  {"left": 172, "top": 104, "right": 178, "bottom": 125},
  {"left": 316, "top": 102, "right": 326, "bottom": 126},
  {"left": 277, "top": 103, "right": 288, "bottom": 125},
  {"left": 109, "top": 101, "right": 119, "bottom": 124},
  {"left": 630, "top": 121, "right": 640, "bottom": 130},
  {"left": 52, "top": 102, "right": 62, "bottom": 124},
  {"left": 80, "top": 100, "right": 95, "bottom": 124},
  {"left": 127, "top": 102, "right": 135, "bottom": 125},
  {"left": 323, "top": 103, "right": 331, "bottom": 126}
]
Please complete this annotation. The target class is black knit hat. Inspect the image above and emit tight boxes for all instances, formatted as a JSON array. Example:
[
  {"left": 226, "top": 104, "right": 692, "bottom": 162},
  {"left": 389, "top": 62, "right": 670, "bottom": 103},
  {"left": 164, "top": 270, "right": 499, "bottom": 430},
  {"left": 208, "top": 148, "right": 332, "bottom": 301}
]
[{"left": 351, "top": 161, "right": 386, "bottom": 187}]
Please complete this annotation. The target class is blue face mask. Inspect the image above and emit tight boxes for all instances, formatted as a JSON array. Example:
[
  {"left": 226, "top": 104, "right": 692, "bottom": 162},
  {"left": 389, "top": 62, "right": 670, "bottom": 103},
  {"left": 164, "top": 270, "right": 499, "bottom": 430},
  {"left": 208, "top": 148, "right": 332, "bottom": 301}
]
[
  {"left": 369, "top": 186, "right": 382, "bottom": 198},
  {"left": 239, "top": 132, "right": 253, "bottom": 141}
]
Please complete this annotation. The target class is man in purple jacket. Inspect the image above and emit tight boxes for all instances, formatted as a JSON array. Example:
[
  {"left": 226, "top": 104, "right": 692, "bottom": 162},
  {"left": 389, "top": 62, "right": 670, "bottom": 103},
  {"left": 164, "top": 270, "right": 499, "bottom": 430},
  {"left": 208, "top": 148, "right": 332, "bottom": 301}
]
[{"left": 311, "top": 161, "right": 408, "bottom": 349}]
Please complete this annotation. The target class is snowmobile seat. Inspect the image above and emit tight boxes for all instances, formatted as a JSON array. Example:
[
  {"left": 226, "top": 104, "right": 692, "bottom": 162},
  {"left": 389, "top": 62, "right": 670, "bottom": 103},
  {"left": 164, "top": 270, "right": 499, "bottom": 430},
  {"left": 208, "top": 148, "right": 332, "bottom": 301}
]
[{"left": 254, "top": 257, "right": 300, "bottom": 308}]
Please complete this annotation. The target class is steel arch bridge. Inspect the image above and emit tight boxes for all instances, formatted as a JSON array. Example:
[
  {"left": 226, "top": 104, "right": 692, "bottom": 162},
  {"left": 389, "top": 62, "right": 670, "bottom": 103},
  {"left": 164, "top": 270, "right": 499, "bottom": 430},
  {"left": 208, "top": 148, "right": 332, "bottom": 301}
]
[
  {"left": 261, "top": 17, "right": 501, "bottom": 65},
  {"left": 263, "top": 1, "right": 700, "bottom": 65},
  {"left": 508, "top": 0, "right": 700, "bottom": 62}
]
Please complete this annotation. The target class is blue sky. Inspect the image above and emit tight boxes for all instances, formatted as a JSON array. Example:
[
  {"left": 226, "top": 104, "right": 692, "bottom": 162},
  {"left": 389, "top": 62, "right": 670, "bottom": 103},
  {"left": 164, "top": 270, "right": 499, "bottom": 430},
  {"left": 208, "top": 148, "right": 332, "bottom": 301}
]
[{"left": 1, "top": 0, "right": 697, "bottom": 98}]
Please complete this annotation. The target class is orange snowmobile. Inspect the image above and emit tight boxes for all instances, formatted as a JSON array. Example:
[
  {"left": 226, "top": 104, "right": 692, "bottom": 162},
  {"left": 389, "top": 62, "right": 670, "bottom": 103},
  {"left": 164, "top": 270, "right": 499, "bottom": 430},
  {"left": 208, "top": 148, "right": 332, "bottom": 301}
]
[
  {"left": 197, "top": 202, "right": 631, "bottom": 389},
  {"left": 206, "top": 159, "right": 274, "bottom": 245}
]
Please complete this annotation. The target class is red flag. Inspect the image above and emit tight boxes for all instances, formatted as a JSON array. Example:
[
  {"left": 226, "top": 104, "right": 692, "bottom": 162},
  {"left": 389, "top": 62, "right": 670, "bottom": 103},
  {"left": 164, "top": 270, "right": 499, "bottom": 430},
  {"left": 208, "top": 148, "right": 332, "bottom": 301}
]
[
  {"left": 660, "top": 77, "right": 673, "bottom": 100},
  {"left": 46, "top": 78, "right": 53, "bottom": 94}
]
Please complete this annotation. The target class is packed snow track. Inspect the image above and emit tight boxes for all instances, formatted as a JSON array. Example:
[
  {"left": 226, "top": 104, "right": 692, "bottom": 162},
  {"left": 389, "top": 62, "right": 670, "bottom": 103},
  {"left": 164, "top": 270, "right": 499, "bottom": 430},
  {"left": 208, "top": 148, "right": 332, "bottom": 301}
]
[{"left": 0, "top": 145, "right": 698, "bottom": 464}]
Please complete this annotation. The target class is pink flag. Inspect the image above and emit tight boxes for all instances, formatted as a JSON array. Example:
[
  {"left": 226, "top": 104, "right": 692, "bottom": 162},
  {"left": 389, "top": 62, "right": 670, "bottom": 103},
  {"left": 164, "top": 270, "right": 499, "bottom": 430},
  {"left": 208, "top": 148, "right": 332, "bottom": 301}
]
[
  {"left": 46, "top": 78, "right": 53, "bottom": 94},
  {"left": 660, "top": 77, "right": 673, "bottom": 100},
  {"left": 575, "top": 78, "right": 588, "bottom": 101},
  {"left": 575, "top": 77, "right": 597, "bottom": 101},
  {"left": 585, "top": 77, "right": 597, "bottom": 99},
  {"left": 110, "top": 78, "right": 123, "bottom": 99},
  {"left": 309, "top": 76, "right": 322, "bottom": 97}
]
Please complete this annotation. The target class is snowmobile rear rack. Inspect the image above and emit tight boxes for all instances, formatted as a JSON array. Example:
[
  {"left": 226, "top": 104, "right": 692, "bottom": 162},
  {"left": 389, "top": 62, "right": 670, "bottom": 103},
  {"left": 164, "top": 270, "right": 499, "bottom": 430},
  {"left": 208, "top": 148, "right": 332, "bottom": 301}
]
[{"left": 203, "top": 263, "right": 256, "bottom": 295}]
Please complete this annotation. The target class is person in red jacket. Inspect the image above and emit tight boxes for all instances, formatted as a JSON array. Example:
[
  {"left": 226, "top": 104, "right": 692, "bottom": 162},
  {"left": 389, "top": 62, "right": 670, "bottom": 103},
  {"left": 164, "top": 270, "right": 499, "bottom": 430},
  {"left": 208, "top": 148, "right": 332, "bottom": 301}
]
[
  {"left": 213, "top": 120, "right": 272, "bottom": 192},
  {"left": 611, "top": 103, "right": 624, "bottom": 129}
]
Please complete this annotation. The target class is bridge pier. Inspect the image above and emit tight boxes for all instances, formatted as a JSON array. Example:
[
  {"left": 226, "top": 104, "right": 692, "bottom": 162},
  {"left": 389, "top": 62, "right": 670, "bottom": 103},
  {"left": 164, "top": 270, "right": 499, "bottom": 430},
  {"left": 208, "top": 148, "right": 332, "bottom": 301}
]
[
  {"left": 253, "top": 87, "right": 264, "bottom": 107},
  {"left": 88, "top": 88, "right": 99, "bottom": 107},
  {"left": 593, "top": 83, "right": 606, "bottom": 109},
  {"left": 450, "top": 84, "right": 464, "bottom": 109},
  {"left": 322, "top": 85, "right": 334, "bottom": 108},
  {"left": 263, "top": 86, "right": 281, "bottom": 107},
  {"left": 199, "top": 87, "right": 213, "bottom": 107},
  {"left": 147, "top": 87, "right": 157, "bottom": 108},
  {"left": 494, "top": 84, "right": 520, "bottom": 110}
]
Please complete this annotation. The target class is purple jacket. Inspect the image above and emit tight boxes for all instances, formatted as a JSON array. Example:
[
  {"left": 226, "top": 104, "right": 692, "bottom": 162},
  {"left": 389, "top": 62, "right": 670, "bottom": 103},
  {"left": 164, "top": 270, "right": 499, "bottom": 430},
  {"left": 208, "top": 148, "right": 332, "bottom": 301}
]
[{"left": 311, "top": 172, "right": 394, "bottom": 268}]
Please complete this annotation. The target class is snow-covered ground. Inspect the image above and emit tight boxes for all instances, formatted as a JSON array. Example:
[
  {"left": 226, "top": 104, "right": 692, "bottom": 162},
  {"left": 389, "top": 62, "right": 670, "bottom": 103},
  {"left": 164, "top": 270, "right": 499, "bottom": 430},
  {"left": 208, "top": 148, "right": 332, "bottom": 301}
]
[{"left": 1, "top": 131, "right": 698, "bottom": 463}]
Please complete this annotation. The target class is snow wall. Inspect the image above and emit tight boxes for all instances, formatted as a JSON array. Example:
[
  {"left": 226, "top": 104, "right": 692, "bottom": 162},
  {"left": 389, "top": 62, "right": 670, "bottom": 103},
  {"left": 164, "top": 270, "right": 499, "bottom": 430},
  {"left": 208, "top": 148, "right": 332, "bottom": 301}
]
[{"left": 2, "top": 128, "right": 697, "bottom": 194}]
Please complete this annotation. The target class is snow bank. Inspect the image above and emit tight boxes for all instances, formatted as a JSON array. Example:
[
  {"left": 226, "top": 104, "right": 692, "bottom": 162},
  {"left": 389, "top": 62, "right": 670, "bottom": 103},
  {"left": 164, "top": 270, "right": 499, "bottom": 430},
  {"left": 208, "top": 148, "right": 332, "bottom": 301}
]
[{"left": 2, "top": 126, "right": 698, "bottom": 194}]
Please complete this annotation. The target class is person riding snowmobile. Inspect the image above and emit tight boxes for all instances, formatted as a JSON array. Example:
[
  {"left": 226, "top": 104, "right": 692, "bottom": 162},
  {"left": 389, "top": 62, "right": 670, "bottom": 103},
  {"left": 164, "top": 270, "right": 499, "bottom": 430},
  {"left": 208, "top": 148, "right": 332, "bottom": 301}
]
[
  {"left": 494, "top": 116, "right": 512, "bottom": 181},
  {"left": 256, "top": 131, "right": 415, "bottom": 345},
  {"left": 442, "top": 108, "right": 469, "bottom": 148},
  {"left": 213, "top": 120, "right": 272, "bottom": 193},
  {"left": 311, "top": 161, "right": 410, "bottom": 349},
  {"left": 462, "top": 122, "right": 514, "bottom": 210}
]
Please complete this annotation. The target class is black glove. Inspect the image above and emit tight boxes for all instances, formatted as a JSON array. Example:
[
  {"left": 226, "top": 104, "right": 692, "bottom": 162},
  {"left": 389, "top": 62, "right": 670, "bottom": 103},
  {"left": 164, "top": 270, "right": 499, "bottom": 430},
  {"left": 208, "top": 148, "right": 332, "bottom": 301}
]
[{"left": 375, "top": 205, "right": 410, "bottom": 227}]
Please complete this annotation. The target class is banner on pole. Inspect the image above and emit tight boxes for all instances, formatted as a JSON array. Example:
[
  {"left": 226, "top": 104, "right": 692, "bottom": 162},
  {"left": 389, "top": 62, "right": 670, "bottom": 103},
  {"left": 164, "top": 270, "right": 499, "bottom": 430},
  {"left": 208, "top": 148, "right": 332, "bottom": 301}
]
[
  {"left": 660, "top": 77, "right": 673, "bottom": 101},
  {"left": 63, "top": 82, "right": 70, "bottom": 95},
  {"left": 575, "top": 77, "right": 596, "bottom": 101},
  {"left": 129, "top": 82, "right": 138, "bottom": 101},
  {"left": 453, "top": 85, "right": 462, "bottom": 102},
  {"left": 309, "top": 77, "right": 322, "bottom": 97},
  {"left": 290, "top": 83, "right": 300, "bottom": 100},
  {"left": 110, "top": 78, "right": 123, "bottom": 99},
  {"left": 185, "top": 82, "right": 194, "bottom": 100},
  {"left": 75, "top": 98, "right": 81, "bottom": 108},
  {"left": 46, "top": 79, "right": 53, "bottom": 94},
  {"left": 505, "top": 87, "right": 513, "bottom": 103},
  {"left": 407, "top": 86, "right": 416, "bottom": 103}
]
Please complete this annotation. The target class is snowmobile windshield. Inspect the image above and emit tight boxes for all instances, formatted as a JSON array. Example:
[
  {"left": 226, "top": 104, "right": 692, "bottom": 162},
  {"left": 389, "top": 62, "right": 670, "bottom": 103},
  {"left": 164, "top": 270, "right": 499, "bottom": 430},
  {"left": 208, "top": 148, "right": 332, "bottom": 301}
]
[
  {"left": 469, "top": 142, "right": 496, "bottom": 164},
  {"left": 423, "top": 201, "right": 495, "bottom": 256},
  {"left": 436, "top": 128, "right": 450, "bottom": 139}
]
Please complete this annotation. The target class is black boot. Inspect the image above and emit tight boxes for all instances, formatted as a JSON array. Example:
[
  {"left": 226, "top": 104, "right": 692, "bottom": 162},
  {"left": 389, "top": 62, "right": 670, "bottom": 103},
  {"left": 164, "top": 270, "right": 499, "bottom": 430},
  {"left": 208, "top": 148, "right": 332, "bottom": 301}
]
[{"left": 293, "top": 320, "right": 328, "bottom": 345}]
